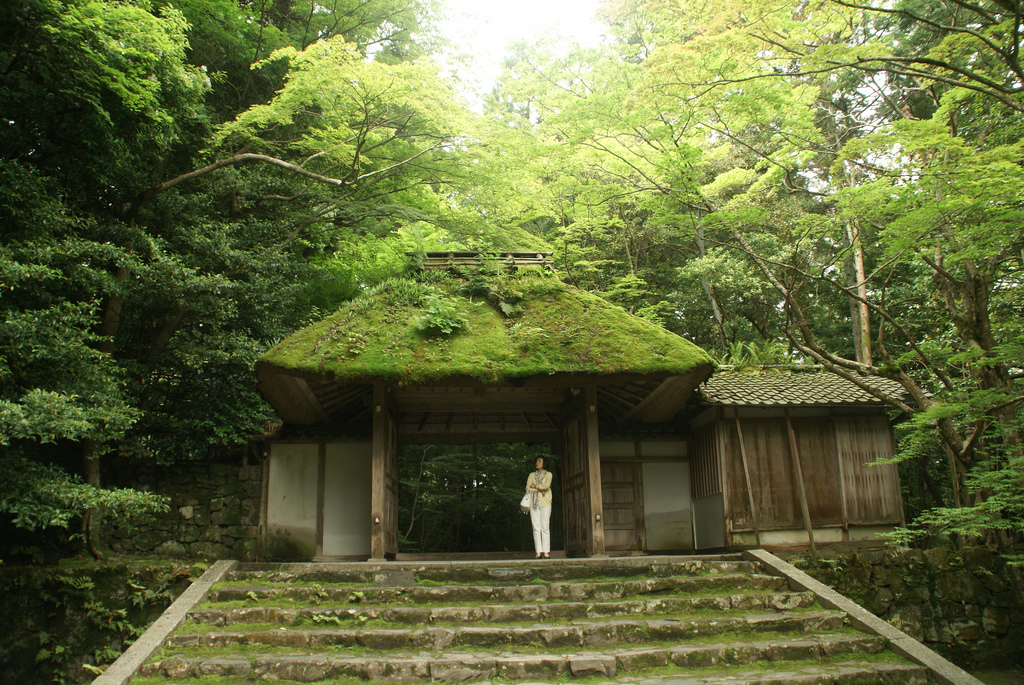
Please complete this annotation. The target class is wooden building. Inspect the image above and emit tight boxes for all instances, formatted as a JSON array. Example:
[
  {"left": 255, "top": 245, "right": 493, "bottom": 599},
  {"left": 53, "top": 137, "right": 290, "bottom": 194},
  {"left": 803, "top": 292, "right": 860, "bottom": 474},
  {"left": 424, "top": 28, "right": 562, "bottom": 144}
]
[
  {"left": 688, "top": 372, "right": 905, "bottom": 551},
  {"left": 254, "top": 265, "right": 905, "bottom": 560},
  {"left": 255, "top": 271, "right": 714, "bottom": 560}
]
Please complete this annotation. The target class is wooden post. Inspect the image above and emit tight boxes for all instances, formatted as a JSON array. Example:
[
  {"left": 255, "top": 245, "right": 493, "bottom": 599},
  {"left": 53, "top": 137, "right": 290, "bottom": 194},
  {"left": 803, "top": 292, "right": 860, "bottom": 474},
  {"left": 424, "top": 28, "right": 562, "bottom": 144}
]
[
  {"left": 370, "top": 382, "right": 387, "bottom": 560},
  {"left": 257, "top": 452, "right": 271, "bottom": 561},
  {"left": 584, "top": 386, "right": 606, "bottom": 556},
  {"left": 784, "top": 409, "right": 816, "bottom": 556},
  {"left": 316, "top": 442, "right": 326, "bottom": 557},
  {"left": 733, "top": 413, "right": 761, "bottom": 547},
  {"left": 715, "top": 408, "right": 733, "bottom": 548}
]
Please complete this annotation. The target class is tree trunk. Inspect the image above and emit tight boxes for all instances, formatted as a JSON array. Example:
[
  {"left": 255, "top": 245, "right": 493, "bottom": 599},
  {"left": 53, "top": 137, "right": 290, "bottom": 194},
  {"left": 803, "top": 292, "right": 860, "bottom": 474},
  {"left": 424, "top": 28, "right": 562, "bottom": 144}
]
[
  {"left": 695, "top": 225, "right": 729, "bottom": 351},
  {"left": 845, "top": 218, "right": 872, "bottom": 365},
  {"left": 82, "top": 440, "right": 104, "bottom": 560}
]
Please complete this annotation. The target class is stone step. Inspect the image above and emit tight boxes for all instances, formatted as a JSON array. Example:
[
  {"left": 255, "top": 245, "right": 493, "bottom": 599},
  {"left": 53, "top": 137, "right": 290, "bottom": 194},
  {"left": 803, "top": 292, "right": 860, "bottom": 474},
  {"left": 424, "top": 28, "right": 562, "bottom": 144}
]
[
  {"left": 226, "top": 557, "right": 760, "bottom": 586},
  {"left": 168, "top": 609, "right": 846, "bottom": 651},
  {"left": 189, "top": 590, "right": 817, "bottom": 626},
  {"left": 631, "top": 662, "right": 929, "bottom": 684},
  {"left": 134, "top": 557, "right": 942, "bottom": 685},
  {"left": 142, "top": 634, "right": 895, "bottom": 682},
  {"left": 207, "top": 572, "right": 788, "bottom": 605}
]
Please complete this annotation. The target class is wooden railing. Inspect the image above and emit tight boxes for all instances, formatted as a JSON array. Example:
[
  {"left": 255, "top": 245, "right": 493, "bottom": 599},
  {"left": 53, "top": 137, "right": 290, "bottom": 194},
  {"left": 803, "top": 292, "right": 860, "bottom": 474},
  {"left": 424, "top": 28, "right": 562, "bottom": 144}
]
[{"left": 410, "top": 251, "right": 553, "bottom": 271}]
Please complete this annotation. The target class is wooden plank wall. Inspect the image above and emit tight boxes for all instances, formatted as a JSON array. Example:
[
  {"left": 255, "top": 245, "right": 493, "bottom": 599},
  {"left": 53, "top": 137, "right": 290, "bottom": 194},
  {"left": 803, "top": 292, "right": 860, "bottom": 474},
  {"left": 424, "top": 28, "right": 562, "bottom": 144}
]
[
  {"left": 722, "top": 418, "right": 842, "bottom": 529},
  {"left": 560, "top": 407, "right": 590, "bottom": 555},
  {"left": 690, "top": 423, "right": 722, "bottom": 500},
  {"left": 795, "top": 420, "right": 843, "bottom": 525},
  {"left": 834, "top": 415, "right": 903, "bottom": 525}
]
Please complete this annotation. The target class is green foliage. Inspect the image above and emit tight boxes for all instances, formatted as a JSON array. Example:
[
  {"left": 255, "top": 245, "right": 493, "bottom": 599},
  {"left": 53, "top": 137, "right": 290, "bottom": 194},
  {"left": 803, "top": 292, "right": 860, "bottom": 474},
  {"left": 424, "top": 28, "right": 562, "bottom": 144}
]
[
  {"left": 0, "top": 452, "right": 167, "bottom": 532},
  {"left": 261, "top": 271, "right": 714, "bottom": 384},
  {"left": 414, "top": 292, "right": 470, "bottom": 336},
  {"left": 717, "top": 341, "right": 792, "bottom": 371},
  {"left": 0, "top": 560, "right": 198, "bottom": 684},
  {"left": 2, "top": 0, "right": 1022, "bottom": 576},
  {"left": 0, "top": 0, "right": 208, "bottom": 199},
  {"left": 398, "top": 443, "right": 558, "bottom": 553},
  {"left": 475, "top": 0, "right": 1024, "bottom": 569},
  {"left": 0, "top": 0, "right": 456, "bottom": 546}
]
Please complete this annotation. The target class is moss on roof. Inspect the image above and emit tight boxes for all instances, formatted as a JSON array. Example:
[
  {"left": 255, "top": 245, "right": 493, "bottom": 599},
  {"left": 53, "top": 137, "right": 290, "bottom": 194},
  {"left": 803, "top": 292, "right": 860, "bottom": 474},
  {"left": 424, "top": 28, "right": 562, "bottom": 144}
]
[{"left": 260, "top": 270, "right": 714, "bottom": 385}]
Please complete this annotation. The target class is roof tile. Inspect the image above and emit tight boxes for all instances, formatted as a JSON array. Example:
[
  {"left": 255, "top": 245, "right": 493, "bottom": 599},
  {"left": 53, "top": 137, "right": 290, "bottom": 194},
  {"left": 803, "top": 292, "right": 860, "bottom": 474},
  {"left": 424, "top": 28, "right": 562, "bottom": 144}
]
[{"left": 699, "top": 371, "right": 907, "bottom": 406}]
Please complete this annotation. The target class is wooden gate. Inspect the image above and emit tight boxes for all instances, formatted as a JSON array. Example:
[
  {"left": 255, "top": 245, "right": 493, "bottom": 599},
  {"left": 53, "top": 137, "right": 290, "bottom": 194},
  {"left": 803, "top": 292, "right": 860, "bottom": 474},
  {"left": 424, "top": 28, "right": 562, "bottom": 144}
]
[
  {"left": 560, "top": 397, "right": 589, "bottom": 556},
  {"left": 601, "top": 461, "right": 644, "bottom": 551},
  {"left": 559, "top": 388, "right": 605, "bottom": 556}
]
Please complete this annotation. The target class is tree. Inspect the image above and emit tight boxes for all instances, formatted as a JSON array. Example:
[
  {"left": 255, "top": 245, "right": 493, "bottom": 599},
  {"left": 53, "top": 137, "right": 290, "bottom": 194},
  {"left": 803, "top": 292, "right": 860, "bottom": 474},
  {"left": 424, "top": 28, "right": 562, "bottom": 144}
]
[
  {"left": 0, "top": 0, "right": 467, "bottom": 556},
  {"left": 478, "top": 0, "right": 1023, "bottom": 583},
  {"left": 594, "top": 0, "right": 1024, "bottom": 571}
]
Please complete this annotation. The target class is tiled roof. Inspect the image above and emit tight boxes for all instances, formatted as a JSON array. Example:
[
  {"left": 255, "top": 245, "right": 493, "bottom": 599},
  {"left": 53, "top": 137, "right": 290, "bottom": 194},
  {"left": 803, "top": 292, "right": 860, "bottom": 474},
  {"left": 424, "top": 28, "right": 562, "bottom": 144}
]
[{"left": 698, "top": 371, "right": 906, "bottom": 406}]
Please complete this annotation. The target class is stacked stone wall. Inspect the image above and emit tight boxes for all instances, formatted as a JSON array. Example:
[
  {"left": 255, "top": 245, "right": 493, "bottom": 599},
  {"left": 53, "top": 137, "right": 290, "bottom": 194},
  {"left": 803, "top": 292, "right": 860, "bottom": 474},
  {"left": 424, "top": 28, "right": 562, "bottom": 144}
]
[
  {"left": 791, "top": 548, "right": 1023, "bottom": 670},
  {"left": 105, "top": 461, "right": 263, "bottom": 561}
]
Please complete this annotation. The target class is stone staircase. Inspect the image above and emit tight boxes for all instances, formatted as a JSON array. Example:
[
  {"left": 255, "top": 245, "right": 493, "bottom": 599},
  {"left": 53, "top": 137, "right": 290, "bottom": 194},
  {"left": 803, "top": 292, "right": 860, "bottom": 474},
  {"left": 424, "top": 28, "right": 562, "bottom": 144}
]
[{"left": 129, "top": 554, "right": 934, "bottom": 684}]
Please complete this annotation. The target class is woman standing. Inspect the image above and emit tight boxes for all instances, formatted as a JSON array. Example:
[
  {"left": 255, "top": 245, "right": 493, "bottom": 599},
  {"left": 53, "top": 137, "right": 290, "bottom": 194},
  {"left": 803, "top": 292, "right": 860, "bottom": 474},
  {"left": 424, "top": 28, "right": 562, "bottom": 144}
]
[{"left": 526, "top": 456, "right": 553, "bottom": 559}]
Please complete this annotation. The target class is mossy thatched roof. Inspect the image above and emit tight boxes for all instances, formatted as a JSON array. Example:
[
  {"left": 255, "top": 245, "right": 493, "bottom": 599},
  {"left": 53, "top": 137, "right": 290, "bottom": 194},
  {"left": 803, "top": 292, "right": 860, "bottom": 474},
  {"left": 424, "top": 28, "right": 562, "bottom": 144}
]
[{"left": 258, "top": 271, "right": 714, "bottom": 385}]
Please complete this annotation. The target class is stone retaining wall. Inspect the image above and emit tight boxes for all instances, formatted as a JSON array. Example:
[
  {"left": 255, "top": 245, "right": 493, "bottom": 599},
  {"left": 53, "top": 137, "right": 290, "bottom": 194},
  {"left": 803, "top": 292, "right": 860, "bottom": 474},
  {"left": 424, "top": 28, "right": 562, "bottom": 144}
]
[
  {"left": 789, "top": 548, "right": 1023, "bottom": 670},
  {"left": 105, "top": 461, "right": 263, "bottom": 561}
]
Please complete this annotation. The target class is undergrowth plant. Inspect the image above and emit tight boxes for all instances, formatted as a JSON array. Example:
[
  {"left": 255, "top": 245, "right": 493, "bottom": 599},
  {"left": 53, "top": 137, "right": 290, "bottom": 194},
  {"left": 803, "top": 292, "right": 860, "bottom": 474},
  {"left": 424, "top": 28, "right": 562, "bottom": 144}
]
[{"left": 0, "top": 561, "right": 198, "bottom": 684}]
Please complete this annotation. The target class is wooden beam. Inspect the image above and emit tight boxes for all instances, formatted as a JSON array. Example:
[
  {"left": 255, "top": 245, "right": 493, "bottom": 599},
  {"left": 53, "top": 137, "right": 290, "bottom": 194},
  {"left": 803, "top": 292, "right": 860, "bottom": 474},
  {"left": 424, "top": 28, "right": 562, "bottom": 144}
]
[
  {"left": 634, "top": 442, "right": 646, "bottom": 552},
  {"left": 619, "top": 366, "right": 713, "bottom": 423},
  {"left": 398, "top": 430, "right": 561, "bottom": 445},
  {"left": 784, "top": 408, "right": 816, "bottom": 556},
  {"left": 733, "top": 414, "right": 761, "bottom": 547},
  {"left": 597, "top": 389, "right": 635, "bottom": 413},
  {"left": 370, "top": 383, "right": 387, "bottom": 560},
  {"left": 392, "top": 388, "right": 569, "bottom": 412},
  {"left": 256, "top": 368, "right": 333, "bottom": 425},
  {"left": 585, "top": 387, "right": 606, "bottom": 556}
]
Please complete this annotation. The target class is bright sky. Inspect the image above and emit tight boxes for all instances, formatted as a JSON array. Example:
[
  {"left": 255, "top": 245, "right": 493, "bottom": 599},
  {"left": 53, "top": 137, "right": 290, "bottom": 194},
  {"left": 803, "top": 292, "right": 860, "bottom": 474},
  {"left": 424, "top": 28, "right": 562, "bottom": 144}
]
[{"left": 437, "top": 0, "right": 607, "bottom": 96}]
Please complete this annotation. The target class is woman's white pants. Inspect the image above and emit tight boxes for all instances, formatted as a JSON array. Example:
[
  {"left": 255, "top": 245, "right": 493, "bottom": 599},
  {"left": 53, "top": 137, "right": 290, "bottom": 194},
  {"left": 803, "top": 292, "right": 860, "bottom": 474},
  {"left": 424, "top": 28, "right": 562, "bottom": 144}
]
[{"left": 530, "top": 504, "right": 551, "bottom": 553}]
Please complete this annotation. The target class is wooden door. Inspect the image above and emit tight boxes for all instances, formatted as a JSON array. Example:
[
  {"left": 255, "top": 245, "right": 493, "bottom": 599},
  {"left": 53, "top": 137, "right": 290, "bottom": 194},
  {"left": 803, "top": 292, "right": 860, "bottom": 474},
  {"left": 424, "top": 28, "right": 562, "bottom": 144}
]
[
  {"left": 601, "top": 462, "right": 644, "bottom": 551},
  {"left": 560, "top": 400, "right": 590, "bottom": 555}
]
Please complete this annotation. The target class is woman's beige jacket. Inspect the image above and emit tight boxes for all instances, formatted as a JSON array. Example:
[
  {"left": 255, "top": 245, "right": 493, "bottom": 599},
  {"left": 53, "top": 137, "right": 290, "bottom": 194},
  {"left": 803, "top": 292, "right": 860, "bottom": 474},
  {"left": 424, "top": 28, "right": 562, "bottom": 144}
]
[{"left": 526, "top": 470, "right": 553, "bottom": 508}]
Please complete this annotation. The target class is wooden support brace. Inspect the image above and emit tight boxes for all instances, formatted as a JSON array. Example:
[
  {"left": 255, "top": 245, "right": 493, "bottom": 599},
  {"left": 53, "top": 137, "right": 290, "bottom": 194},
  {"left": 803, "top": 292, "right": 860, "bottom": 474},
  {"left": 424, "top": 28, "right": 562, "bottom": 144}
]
[
  {"left": 733, "top": 413, "right": 761, "bottom": 547},
  {"left": 784, "top": 409, "right": 816, "bottom": 557}
]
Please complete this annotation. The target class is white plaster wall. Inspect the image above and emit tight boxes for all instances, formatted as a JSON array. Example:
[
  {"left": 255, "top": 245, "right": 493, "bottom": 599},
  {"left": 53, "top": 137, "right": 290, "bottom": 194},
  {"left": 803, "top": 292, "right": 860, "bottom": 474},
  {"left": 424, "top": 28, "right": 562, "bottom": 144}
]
[
  {"left": 693, "top": 493, "right": 725, "bottom": 549},
  {"left": 598, "top": 441, "right": 634, "bottom": 458},
  {"left": 642, "top": 461, "right": 693, "bottom": 550},
  {"left": 848, "top": 525, "right": 895, "bottom": 542},
  {"left": 598, "top": 441, "right": 688, "bottom": 459},
  {"left": 266, "top": 443, "right": 319, "bottom": 557},
  {"left": 322, "top": 443, "right": 372, "bottom": 556},
  {"left": 731, "top": 527, "right": 845, "bottom": 546},
  {"left": 640, "top": 441, "right": 688, "bottom": 458}
]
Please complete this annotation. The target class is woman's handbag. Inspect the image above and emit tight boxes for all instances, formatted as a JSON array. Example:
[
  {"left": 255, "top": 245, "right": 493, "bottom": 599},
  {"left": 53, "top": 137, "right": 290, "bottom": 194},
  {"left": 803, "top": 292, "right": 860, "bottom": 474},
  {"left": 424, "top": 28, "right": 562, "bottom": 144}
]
[{"left": 519, "top": 492, "right": 532, "bottom": 514}]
